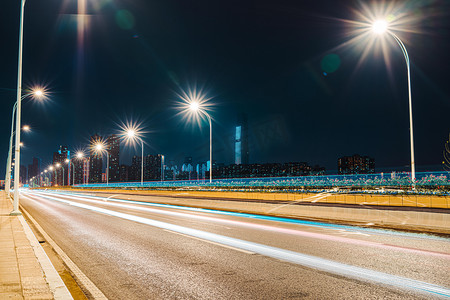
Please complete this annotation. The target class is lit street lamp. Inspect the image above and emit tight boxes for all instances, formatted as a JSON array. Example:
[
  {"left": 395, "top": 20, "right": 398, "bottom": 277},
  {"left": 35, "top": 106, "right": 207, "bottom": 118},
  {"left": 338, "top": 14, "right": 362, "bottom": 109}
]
[
  {"left": 5, "top": 123, "right": 32, "bottom": 197},
  {"left": 370, "top": 19, "right": 416, "bottom": 184},
  {"left": 122, "top": 128, "right": 145, "bottom": 185},
  {"left": 178, "top": 88, "right": 214, "bottom": 183},
  {"left": 10, "top": 0, "right": 28, "bottom": 215},
  {"left": 49, "top": 166, "right": 55, "bottom": 186},
  {"left": 93, "top": 142, "right": 109, "bottom": 185},
  {"left": 55, "top": 163, "right": 62, "bottom": 186}
]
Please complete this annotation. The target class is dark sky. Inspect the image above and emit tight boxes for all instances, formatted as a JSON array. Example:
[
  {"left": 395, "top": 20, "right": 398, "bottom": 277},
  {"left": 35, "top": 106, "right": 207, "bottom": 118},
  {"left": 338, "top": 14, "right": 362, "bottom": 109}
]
[{"left": 1, "top": 0, "right": 449, "bottom": 176}]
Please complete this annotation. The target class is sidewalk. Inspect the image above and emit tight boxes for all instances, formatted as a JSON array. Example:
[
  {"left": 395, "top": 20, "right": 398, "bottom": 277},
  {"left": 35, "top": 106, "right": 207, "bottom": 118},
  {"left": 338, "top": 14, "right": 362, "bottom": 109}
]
[{"left": 0, "top": 191, "right": 67, "bottom": 299}]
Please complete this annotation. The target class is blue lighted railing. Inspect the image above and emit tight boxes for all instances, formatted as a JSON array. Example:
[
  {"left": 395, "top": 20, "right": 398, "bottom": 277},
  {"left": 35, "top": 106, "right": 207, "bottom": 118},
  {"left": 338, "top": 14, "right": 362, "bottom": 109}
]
[{"left": 75, "top": 171, "right": 450, "bottom": 189}]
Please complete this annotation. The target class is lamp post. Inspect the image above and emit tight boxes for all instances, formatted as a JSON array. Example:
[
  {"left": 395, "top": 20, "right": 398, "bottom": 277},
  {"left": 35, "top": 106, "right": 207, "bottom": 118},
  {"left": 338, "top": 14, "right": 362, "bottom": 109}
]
[
  {"left": 122, "top": 129, "right": 145, "bottom": 185},
  {"left": 6, "top": 88, "right": 43, "bottom": 198},
  {"left": 55, "top": 163, "right": 62, "bottom": 186},
  {"left": 71, "top": 151, "right": 84, "bottom": 185},
  {"left": 189, "top": 102, "right": 213, "bottom": 183},
  {"left": 49, "top": 166, "right": 54, "bottom": 186},
  {"left": 5, "top": 123, "right": 30, "bottom": 197},
  {"left": 94, "top": 143, "right": 109, "bottom": 185},
  {"left": 371, "top": 20, "right": 415, "bottom": 184},
  {"left": 10, "top": 0, "right": 26, "bottom": 215}
]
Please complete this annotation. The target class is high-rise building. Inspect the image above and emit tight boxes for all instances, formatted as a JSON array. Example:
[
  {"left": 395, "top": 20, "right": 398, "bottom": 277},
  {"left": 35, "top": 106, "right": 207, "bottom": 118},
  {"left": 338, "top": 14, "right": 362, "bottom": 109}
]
[
  {"left": 119, "top": 164, "right": 129, "bottom": 182},
  {"left": 130, "top": 155, "right": 142, "bottom": 182},
  {"left": 73, "top": 159, "right": 84, "bottom": 184},
  {"left": 143, "top": 154, "right": 162, "bottom": 181},
  {"left": 53, "top": 147, "right": 69, "bottom": 186},
  {"left": 89, "top": 135, "right": 103, "bottom": 183},
  {"left": 235, "top": 113, "right": 249, "bottom": 165},
  {"left": 20, "top": 165, "right": 27, "bottom": 184},
  {"left": 338, "top": 154, "right": 375, "bottom": 175},
  {"left": 107, "top": 134, "right": 120, "bottom": 182}
]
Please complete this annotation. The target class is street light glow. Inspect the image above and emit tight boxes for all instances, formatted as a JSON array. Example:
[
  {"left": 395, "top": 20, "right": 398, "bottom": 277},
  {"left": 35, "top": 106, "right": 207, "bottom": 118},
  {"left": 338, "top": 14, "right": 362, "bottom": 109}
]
[
  {"left": 176, "top": 85, "right": 214, "bottom": 128},
  {"left": 76, "top": 151, "right": 84, "bottom": 159},
  {"left": 373, "top": 20, "right": 388, "bottom": 34},
  {"left": 127, "top": 130, "right": 136, "bottom": 138},
  {"left": 22, "top": 125, "right": 30, "bottom": 132},
  {"left": 190, "top": 101, "right": 199, "bottom": 112},
  {"left": 56, "top": 163, "right": 61, "bottom": 168}
]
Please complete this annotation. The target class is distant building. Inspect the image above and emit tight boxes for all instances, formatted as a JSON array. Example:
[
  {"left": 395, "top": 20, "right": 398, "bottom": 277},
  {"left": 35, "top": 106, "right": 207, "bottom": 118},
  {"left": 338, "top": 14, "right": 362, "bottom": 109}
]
[
  {"left": 53, "top": 147, "right": 69, "bottom": 186},
  {"left": 235, "top": 113, "right": 249, "bottom": 165},
  {"left": 214, "top": 161, "right": 324, "bottom": 179},
  {"left": 20, "top": 165, "right": 27, "bottom": 184},
  {"left": 130, "top": 155, "right": 141, "bottom": 182},
  {"left": 27, "top": 157, "right": 41, "bottom": 185},
  {"left": 338, "top": 154, "right": 375, "bottom": 175},
  {"left": 89, "top": 135, "right": 103, "bottom": 183},
  {"left": 119, "top": 164, "right": 129, "bottom": 182},
  {"left": 144, "top": 154, "right": 162, "bottom": 181},
  {"left": 73, "top": 159, "right": 85, "bottom": 184},
  {"left": 107, "top": 134, "right": 120, "bottom": 182}
]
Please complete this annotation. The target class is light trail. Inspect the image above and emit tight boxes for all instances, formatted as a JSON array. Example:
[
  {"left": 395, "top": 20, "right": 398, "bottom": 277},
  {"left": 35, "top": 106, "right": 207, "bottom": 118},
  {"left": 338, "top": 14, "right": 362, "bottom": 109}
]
[
  {"left": 23, "top": 191, "right": 450, "bottom": 298},
  {"left": 36, "top": 190, "right": 448, "bottom": 241},
  {"left": 28, "top": 191, "right": 450, "bottom": 260}
]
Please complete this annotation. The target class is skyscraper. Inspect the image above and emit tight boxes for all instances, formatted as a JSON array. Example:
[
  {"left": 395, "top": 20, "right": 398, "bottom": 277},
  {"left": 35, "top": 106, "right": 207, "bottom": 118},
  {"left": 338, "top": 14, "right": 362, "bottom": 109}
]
[
  {"left": 52, "top": 147, "right": 69, "bottom": 186},
  {"left": 235, "top": 113, "right": 249, "bottom": 165},
  {"left": 107, "top": 134, "right": 120, "bottom": 182},
  {"left": 143, "top": 154, "right": 162, "bottom": 181},
  {"left": 89, "top": 134, "right": 103, "bottom": 183}
]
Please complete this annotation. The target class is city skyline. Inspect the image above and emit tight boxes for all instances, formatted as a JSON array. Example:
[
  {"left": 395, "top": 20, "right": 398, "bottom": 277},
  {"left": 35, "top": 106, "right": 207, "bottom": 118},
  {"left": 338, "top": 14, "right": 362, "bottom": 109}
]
[{"left": 1, "top": 0, "right": 450, "bottom": 178}]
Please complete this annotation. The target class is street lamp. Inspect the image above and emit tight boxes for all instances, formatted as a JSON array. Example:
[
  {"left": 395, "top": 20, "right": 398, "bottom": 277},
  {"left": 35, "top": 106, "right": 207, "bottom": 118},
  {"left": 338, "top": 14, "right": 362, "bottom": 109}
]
[
  {"left": 121, "top": 128, "right": 145, "bottom": 185},
  {"left": 55, "top": 163, "right": 62, "bottom": 186},
  {"left": 370, "top": 19, "right": 416, "bottom": 184},
  {"left": 5, "top": 123, "right": 32, "bottom": 197},
  {"left": 49, "top": 166, "right": 55, "bottom": 186},
  {"left": 8, "top": 85, "right": 46, "bottom": 215},
  {"left": 70, "top": 151, "right": 85, "bottom": 185},
  {"left": 178, "top": 88, "right": 214, "bottom": 183},
  {"left": 93, "top": 142, "right": 109, "bottom": 185}
]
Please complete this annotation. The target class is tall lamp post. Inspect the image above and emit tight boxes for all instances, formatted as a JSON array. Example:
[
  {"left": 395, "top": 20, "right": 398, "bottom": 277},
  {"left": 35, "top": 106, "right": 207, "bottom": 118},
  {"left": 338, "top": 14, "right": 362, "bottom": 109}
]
[
  {"left": 5, "top": 124, "right": 31, "bottom": 197},
  {"left": 121, "top": 128, "right": 145, "bottom": 185},
  {"left": 49, "top": 166, "right": 54, "bottom": 186},
  {"left": 371, "top": 20, "right": 415, "bottom": 184},
  {"left": 187, "top": 101, "right": 213, "bottom": 183},
  {"left": 70, "top": 151, "right": 85, "bottom": 185},
  {"left": 93, "top": 143, "right": 109, "bottom": 185},
  {"left": 55, "top": 163, "right": 62, "bottom": 186},
  {"left": 10, "top": 0, "right": 26, "bottom": 215}
]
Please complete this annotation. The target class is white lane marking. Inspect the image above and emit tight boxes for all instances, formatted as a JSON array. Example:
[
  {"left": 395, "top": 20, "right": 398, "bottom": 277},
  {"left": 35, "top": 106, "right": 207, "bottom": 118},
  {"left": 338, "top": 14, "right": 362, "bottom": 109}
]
[
  {"left": 31, "top": 190, "right": 450, "bottom": 260},
  {"left": 17, "top": 209, "right": 73, "bottom": 299},
  {"left": 21, "top": 194, "right": 108, "bottom": 300},
  {"left": 163, "top": 229, "right": 255, "bottom": 254},
  {"left": 29, "top": 192, "right": 450, "bottom": 298}
]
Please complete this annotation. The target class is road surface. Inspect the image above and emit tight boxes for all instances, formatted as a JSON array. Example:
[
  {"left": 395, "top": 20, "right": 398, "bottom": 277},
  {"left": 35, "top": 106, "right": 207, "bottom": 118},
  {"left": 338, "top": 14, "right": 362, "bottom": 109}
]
[{"left": 20, "top": 190, "right": 450, "bottom": 299}]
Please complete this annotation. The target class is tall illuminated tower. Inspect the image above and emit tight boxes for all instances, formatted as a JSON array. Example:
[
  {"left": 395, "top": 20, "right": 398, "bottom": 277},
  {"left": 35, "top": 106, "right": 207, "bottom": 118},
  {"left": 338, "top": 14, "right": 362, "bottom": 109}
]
[{"left": 235, "top": 113, "right": 249, "bottom": 165}]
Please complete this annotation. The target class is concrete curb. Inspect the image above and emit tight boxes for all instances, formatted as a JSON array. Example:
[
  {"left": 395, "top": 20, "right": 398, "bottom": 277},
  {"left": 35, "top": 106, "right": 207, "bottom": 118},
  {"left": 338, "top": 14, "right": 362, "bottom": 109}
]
[
  {"left": 21, "top": 205, "right": 109, "bottom": 300},
  {"left": 17, "top": 213, "right": 73, "bottom": 300}
]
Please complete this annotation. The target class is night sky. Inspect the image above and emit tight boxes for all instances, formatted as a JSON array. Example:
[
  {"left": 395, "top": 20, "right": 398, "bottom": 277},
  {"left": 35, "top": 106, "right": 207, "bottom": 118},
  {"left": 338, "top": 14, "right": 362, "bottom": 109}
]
[{"left": 1, "top": 0, "right": 449, "bottom": 177}]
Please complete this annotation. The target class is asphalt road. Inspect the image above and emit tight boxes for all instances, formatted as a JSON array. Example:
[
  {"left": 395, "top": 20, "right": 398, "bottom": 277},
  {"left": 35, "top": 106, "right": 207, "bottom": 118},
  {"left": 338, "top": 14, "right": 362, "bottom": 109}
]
[{"left": 20, "top": 190, "right": 450, "bottom": 299}]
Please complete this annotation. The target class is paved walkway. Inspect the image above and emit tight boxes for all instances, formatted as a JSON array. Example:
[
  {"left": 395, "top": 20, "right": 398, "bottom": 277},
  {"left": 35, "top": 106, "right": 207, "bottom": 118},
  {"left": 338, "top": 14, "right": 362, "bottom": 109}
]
[{"left": 0, "top": 191, "right": 58, "bottom": 299}]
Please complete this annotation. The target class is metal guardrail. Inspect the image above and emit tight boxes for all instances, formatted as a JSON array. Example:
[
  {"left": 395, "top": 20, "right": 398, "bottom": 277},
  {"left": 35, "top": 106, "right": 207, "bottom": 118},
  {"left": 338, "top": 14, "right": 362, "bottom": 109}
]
[{"left": 75, "top": 171, "right": 450, "bottom": 189}]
